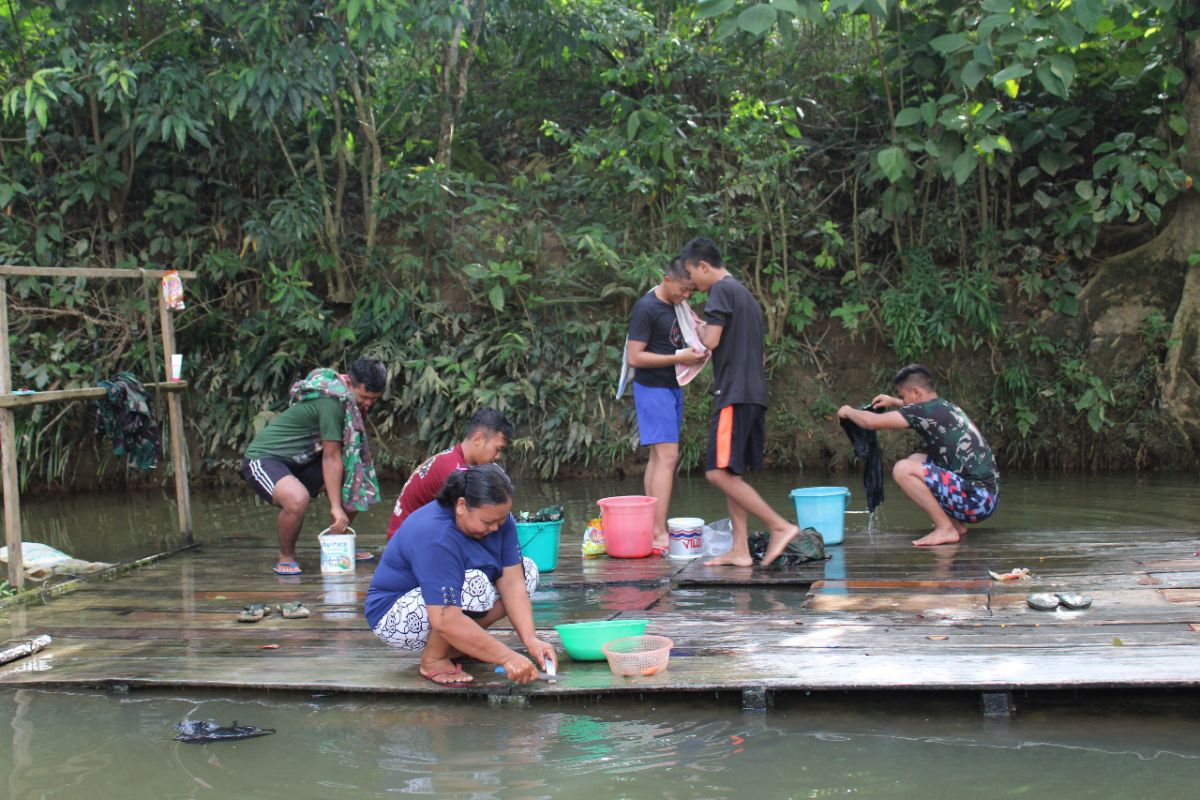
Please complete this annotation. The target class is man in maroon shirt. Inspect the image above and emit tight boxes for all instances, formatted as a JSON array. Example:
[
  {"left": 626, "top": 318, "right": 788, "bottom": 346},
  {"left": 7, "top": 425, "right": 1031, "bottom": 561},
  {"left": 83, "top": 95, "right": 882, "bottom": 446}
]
[{"left": 385, "top": 408, "right": 514, "bottom": 539}]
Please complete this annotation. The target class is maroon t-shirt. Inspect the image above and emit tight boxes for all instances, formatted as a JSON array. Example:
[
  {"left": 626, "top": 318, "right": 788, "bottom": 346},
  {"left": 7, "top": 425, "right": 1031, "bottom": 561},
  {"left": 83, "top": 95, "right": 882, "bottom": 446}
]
[{"left": 385, "top": 444, "right": 468, "bottom": 539}]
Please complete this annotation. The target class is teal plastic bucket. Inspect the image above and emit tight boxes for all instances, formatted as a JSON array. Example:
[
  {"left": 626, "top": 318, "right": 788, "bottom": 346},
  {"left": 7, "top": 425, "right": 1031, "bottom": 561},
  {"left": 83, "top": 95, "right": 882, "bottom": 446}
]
[
  {"left": 516, "top": 520, "right": 562, "bottom": 573},
  {"left": 789, "top": 487, "right": 851, "bottom": 546}
]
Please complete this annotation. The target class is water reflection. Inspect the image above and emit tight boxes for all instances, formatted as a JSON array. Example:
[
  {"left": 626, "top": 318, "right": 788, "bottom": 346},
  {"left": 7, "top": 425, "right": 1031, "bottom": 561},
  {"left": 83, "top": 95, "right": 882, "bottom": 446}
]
[{"left": 2, "top": 689, "right": 1199, "bottom": 799}]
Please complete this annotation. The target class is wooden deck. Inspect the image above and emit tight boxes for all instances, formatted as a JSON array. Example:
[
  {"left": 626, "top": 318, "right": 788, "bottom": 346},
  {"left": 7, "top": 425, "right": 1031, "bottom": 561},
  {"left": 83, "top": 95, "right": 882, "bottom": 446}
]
[{"left": 2, "top": 528, "right": 1199, "bottom": 706}]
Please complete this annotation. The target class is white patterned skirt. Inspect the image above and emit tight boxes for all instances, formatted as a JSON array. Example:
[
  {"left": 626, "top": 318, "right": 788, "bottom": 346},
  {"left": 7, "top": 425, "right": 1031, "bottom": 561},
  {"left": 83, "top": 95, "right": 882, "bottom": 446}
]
[{"left": 371, "top": 557, "right": 539, "bottom": 651}]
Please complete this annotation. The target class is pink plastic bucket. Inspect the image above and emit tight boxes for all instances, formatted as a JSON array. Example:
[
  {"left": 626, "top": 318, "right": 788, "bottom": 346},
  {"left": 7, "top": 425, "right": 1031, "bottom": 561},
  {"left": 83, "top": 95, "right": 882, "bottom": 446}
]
[{"left": 597, "top": 495, "right": 656, "bottom": 558}]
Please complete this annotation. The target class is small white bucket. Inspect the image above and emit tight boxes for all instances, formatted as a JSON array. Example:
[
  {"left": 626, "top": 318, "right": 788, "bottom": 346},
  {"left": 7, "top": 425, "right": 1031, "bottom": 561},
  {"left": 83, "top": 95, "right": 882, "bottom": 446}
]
[
  {"left": 667, "top": 517, "right": 705, "bottom": 559},
  {"left": 318, "top": 527, "right": 356, "bottom": 574}
]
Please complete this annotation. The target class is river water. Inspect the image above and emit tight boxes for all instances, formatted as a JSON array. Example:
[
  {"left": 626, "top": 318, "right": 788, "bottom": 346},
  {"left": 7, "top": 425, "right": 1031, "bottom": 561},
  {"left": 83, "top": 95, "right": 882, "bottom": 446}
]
[{"left": 2, "top": 471, "right": 1199, "bottom": 798}]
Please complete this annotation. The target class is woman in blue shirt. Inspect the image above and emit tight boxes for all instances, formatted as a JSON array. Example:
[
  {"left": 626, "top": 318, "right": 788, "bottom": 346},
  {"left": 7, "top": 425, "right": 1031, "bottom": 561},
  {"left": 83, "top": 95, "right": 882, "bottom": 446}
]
[{"left": 366, "top": 463, "right": 555, "bottom": 686}]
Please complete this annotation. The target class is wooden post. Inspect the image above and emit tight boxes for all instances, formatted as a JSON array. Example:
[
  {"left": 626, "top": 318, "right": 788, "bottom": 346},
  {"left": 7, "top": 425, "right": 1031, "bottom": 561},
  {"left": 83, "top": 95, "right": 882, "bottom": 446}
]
[
  {"left": 158, "top": 288, "right": 193, "bottom": 543},
  {"left": 0, "top": 277, "right": 23, "bottom": 589}
]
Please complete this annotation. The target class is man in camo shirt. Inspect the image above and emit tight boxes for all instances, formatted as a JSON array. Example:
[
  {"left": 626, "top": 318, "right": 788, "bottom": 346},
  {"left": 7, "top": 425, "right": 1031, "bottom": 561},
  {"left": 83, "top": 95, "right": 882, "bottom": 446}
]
[{"left": 837, "top": 364, "right": 998, "bottom": 547}]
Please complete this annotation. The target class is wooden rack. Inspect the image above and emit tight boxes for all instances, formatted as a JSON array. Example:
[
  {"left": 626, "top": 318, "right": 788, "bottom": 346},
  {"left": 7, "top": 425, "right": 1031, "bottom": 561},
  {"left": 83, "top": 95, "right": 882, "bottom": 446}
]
[{"left": 0, "top": 265, "right": 196, "bottom": 589}]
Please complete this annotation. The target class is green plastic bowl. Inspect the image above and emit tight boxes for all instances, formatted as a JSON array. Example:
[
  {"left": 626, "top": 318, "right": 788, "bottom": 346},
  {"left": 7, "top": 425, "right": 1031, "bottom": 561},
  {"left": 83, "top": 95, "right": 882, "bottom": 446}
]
[{"left": 554, "top": 619, "right": 650, "bottom": 661}]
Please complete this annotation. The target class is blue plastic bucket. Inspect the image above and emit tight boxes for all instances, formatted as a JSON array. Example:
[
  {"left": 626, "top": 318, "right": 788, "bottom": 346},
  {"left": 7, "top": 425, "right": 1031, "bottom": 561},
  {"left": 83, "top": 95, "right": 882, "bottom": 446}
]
[
  {"left": 516, "top": 520, "right": 562, "bottom": 573},
  {"left": 789, "top": 487, "right": 851, "bottom": 546}
]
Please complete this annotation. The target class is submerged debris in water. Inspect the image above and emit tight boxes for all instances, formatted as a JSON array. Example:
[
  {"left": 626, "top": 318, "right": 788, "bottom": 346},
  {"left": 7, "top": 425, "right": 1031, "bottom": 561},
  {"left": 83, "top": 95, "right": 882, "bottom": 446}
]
[{"left": 174, "top": 720, "right": 276, "bottom": 744}]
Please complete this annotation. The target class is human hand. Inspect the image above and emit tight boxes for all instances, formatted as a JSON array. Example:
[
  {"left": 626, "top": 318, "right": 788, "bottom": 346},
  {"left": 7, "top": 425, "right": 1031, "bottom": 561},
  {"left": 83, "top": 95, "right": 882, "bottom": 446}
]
[
  {"left": 502, "top": 653, "right": 538, "bottom": 685},
  {"left": 871, "top": 393, "right": 901, "bottom": 410},
  {"left": 836, "top": 405, "right": 855, "bottom": 419},
  {"left": 527, "top": 639, "right": 557, "bottom": 672},
  {"left": 677, "top": 348, "right": 707, "bottom": 365},
  {"left": 328, "top": 507, "right": 350, "bottom": 533}
]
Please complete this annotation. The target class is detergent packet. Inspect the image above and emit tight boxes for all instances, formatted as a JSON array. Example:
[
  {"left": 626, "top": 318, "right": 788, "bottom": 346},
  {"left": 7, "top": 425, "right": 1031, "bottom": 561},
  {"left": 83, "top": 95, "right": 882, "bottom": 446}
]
[
  {"left": 161, "top": 269, "right": 185, "bottom": 310},
  {"left": 581, "top": 517, "right": 606, "bottom": 558}
]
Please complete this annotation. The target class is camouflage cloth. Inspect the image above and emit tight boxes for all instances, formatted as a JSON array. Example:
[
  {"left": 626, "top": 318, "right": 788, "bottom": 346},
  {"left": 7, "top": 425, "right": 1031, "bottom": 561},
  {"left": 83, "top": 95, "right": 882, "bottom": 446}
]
[
  {"left": 95, "top": 371, "right": 159, "bottom": 470},
  {"left": 748, "top": 528, "right": 828, "bottom": 567},
  {"left": 897, "top": 398, "right": 998, "bottom": 491},
  {"left": 288, "top": 368, "right": 380, "bottom": 512}
]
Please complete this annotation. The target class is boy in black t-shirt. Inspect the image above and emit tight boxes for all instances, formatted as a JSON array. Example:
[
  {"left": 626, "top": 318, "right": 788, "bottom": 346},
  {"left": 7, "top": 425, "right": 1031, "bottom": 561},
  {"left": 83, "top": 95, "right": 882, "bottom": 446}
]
[
  {"left": 680, "top": 237, "right": 802, "bottom": 567},
  {"left": 626, "top": 258, "right": 708, "bottom": 551}
]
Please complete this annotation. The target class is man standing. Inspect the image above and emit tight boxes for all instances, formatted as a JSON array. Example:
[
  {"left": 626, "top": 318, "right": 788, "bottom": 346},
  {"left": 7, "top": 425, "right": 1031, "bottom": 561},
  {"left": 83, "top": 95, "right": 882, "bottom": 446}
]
[
  {"left": 625, "top": 258, "right": 708, "bottom": 553},
  {"left": 242, "top": 357, "right": 388, "bottom": 575},
  {"left": 681, "top": 237, "right": 801, "bottom": 567},
  {"left": 385, "top": 408, "right": 514, "bottom": 540},
  {"left": 837, "top": 364, "right": 999, "bottom": 547}
]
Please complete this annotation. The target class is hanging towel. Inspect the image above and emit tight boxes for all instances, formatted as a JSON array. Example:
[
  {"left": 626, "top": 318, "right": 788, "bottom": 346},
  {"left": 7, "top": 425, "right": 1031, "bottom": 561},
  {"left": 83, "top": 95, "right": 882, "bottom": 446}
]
[
  {"left": 95, "top": 371, "right": 159, "bottom": 470},
  {"left": 840, "top": 406, "right": 884, "bottom": 512},
  {"left": 288, "top": 368, "right": 380, "bottom": 512},
  {"left": 616, "top": 303, "right": 710, "bottom": 398},
  {"left": 673, "top": 303, "right": 711, "bottom": 387}
]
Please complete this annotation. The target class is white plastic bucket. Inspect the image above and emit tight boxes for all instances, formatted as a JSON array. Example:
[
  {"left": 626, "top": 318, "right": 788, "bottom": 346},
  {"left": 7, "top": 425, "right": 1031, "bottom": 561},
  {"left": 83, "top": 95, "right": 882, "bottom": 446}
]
[
  {"left": 318, "top": 527, "right": 356, "bottom": 574},
  {"left": 667, "top": 517, "right": 705, "bottom": 559}
]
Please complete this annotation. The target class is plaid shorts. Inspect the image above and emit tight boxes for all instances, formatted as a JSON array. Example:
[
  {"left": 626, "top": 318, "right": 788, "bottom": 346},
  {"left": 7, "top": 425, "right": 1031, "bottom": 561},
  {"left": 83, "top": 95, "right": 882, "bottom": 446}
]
[{"left": 922, "top": 463, "right": 997, "bottom": 523}]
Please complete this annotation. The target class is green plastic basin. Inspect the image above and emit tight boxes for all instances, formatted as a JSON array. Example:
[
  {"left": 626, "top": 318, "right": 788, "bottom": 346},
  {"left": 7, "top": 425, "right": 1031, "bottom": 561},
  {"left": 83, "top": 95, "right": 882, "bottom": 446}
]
[{"left": 554, "top": 619, "right": 650, "bottom": 661}]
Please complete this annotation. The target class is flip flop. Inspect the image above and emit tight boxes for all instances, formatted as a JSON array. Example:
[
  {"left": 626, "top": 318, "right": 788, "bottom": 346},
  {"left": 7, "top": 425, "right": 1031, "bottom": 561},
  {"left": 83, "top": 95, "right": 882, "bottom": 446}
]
[
  {"left": 236, "top": 603, "right": 268, "bottom": 623},
  {"left": 420, "top": 667, "right": 474, "bottom": 687},
  {"left": 354, "top": 551, "right": 375, "bottom": 562},
  {"left": 273, "top": 561, "right": 303, "bottom": 575},
  {"left": 651, "top": 546, "right": 668, "bottom": 557},
  {"left": 276, "top": 601, "right": 310, "bottom": 619}
]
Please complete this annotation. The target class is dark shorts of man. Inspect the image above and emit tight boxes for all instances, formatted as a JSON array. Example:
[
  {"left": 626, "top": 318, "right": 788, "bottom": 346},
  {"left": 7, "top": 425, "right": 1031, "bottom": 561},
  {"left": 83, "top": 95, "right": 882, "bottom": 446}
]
[
  {"left": 921, "top": 462, "right": 998, "bottom": 523},
  {"left": 241, "top": 456, "right": 324, "bottom": 504},
  {"left": 705, "top": 403, "right": 765, "bottom": 474}
]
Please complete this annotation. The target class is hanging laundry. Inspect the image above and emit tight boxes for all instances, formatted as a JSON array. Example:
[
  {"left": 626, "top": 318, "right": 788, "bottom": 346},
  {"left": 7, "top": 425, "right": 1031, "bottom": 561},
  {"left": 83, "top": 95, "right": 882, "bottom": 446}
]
[
  {"left": 840, "top": 405, "right": 884, "bottom": 512},
  {"left": 95, "top": 371, "right": 159, "bottom": 470}
]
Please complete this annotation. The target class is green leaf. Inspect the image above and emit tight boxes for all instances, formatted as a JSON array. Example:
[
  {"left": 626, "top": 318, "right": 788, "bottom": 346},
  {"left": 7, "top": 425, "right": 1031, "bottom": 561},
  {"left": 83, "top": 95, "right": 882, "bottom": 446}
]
[
  {"left": 1073, "top": 0, "right": 1102, "bottom": 31},
  {"left": 1051, "top": 16, "right": 1085, "bottom": 49},
  {"left": 770, "top": 0, "right": 802, "bottom": 15},
  {"left": 737, "top": 5, "right": 777, "bottom": 36},
  {"left": 981, "top": 0, "right": 1011, "bottom": 11},
  {"left": 894, "top": 107, "right": 923, "bottom": 127},
  {"left": 1048, "top": 55, "right": 1076, "bottom": 94},
  {"left": 992, "top": 64, "right": 1031, "bottom": 85},
  {"left": 921, "top": 100, "right": 937, "bottom": 127},
  {"left": 488, "top": 284, "right": 505, "bottom": 311},
  {"left": 930, "top": 34, "right": 971, "bottom": 54},
  {"left": 1145, "top": 202, "right": 1161, "bottom": 225},
  {"left": 961, "top": 60, "right": 987, "bottom": 90},
  {"left": 697, "top": 0, "right": 736, "bottom": 19},
  {"left": 626, "top": 111, "right": 640, "bottom": 140},
  {"left": 953, "top": 150, "right": 977, "bottom": 185},
  {"left": 876, "top": 146, "right": 908, "bottom": 183},
  {"left": 1169, "top": 115, "right": 1188, "bottom": 137},
  {"left": 1075, "top": 180, "right": 1094, "bottom": 200},
  {"left": 1018, "top": 165, "right": 1040, "bottom": 187},
  {"left": 1036, "top": 63, "right": 1066, "bottom": 99}
]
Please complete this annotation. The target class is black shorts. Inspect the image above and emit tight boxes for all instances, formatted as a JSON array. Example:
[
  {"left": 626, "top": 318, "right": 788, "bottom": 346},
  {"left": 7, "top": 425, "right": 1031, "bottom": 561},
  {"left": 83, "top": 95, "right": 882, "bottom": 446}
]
[
  {"left": 241, "top": 456, "right": 324, "bottom": 504},
  {"left": 705, "top": 404, "right": 766, "bottom": 475}
]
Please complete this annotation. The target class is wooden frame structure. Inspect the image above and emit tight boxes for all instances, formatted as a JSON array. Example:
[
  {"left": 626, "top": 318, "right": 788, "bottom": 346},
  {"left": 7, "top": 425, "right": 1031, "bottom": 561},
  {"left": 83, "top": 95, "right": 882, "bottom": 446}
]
[{"left": 0, "top": 265, "right": 196, "bottom": 590}]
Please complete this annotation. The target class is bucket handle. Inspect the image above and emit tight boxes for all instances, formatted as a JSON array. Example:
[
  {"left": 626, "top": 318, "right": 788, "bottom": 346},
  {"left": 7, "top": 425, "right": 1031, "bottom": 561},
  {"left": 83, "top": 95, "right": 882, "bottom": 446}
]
[
  {"left": 318, "top": 527, "right": 357, "bottom": 538},
  {"left": 843, "top": 489, "right": 852, "bottom": 509}
]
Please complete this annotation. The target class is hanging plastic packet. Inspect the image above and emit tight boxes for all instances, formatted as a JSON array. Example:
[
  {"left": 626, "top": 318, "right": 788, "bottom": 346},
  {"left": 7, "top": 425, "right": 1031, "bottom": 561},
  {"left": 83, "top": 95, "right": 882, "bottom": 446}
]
[
  {"left": 161, "top": 269, "right": 185, "bottom": 310},
  {"left": 581, "top": 517, "right": 606, "bottom": 558}
]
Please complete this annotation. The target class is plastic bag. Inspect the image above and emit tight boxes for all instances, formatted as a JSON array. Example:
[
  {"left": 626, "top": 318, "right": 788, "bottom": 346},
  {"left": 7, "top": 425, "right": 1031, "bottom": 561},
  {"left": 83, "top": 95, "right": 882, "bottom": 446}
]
[
  {"left": 161, "top": 270, "right": 185, "bottom": 310},
  {"left": 701, "top": 518, "right": 733, "bottom": 557},
  {"left": 581, "top": 517, "right": 606, "bottom": 558}
]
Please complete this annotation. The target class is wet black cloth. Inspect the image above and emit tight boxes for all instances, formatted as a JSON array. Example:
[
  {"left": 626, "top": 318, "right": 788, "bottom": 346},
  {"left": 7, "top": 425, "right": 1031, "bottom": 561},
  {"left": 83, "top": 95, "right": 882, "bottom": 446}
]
[
  {"left": 840, "top": 414, "right": 884, "bottom": 512},
  {"left": 748, "top": 528, "right": 828, "bottom": 567},
  {"left": 174, "top": 720, "right": 276, "bottom": 743},
  {"left": 95, "top": 371, "right": 159, "bottom": 470}
]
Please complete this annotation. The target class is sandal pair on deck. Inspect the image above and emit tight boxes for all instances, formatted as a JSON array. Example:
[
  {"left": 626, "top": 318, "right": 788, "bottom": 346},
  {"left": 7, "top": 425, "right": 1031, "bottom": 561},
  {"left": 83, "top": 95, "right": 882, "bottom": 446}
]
[
  {"left": 272, "top": 551, "right": 374, "bottom": 576},
  {"left": 236, "top": 602, "right": 310, "bottom": 623}
]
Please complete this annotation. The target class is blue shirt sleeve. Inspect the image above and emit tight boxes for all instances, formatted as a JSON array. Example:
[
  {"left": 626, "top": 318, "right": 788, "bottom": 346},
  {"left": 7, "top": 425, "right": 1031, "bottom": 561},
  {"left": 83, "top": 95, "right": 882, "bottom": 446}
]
[
  {"left": 499, "top": 514, "right": 521, "bottom": 568},
  {"left": 412, "top": 538, "right": 468, "bottom": 607},
  {"left": 704, "top": 281, "right": 733, "bottom": 327}
]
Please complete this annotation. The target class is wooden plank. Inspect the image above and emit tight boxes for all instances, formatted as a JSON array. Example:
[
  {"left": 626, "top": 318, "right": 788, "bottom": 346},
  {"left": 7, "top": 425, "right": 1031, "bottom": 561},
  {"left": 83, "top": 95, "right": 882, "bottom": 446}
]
[
  {"left": 0, "top": 381, "right": 188, "bottom": 409},
  {"left": 676, "top": 557, "right": 825, "bottom": 586},
  {"left": 0, "top": 276, "right": 22, "bottom": 589},
  {"left": 0, "top": 265, "right": 196, "bottom": 279},
  {"left": 158, "top": 294, "right": 192, "bottom": 542}
]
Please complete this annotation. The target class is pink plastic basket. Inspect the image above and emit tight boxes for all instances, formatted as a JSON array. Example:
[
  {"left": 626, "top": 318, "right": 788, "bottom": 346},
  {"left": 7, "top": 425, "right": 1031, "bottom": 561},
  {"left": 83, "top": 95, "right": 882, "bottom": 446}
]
[{"left": 601, "top": 634, "right": 674, "bottom": 677}]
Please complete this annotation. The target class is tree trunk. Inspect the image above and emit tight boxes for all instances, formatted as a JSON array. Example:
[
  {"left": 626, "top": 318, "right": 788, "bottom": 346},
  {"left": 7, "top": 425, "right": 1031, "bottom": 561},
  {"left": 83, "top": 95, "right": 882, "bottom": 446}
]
[
  {"left": 435, "top": 0, "right": 487, "bottom": 168},
  {"left": 1075, "top": 29, "right": 1200, "bottom": 463}
]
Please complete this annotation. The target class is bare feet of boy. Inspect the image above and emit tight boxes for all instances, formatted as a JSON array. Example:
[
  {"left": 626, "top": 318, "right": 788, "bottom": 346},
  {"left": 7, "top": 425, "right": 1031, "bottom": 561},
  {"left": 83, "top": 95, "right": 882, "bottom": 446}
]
[
  {"left": 761, "top": 523, "right": 803, "bottom": 567},
  {"left": 704, "top": 551, "right": 754, "bottom": 567},
  {"left": 912, "top": 522, "right": 966, "bottom": 547}
]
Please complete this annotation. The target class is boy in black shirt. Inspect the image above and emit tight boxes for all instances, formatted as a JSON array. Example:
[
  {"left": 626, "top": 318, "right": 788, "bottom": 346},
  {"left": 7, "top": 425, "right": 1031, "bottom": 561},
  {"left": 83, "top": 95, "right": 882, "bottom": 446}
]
[
  {"left": 626, "top": 258, "right": 708, "bottom": 551},
  {"left": 681, "top": 237, "right": 802, "bottom": 567}
]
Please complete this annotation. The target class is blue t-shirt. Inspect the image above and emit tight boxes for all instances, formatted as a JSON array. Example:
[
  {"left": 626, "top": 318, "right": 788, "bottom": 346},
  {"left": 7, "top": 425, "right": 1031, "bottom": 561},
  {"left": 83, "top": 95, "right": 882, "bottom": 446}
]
[{"left": 364, "top": 500, "right": 521, "bottom": 629}]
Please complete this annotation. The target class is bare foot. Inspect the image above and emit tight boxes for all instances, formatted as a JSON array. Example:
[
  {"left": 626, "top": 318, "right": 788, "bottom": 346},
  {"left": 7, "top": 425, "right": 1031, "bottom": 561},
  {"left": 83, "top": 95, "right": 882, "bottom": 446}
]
[
  {"left": 652, "top": 535, "right": 669, "bottom": 551},
  {"left": 912, "top": 527, "right": 961, "bottom": 547},
  {"left": 704, "top": 552, "right": 754, "bottom": 567},
  {"left": 419, "top": 658, "right": 474, "bottom": 686},
  {"left": 761, "top": 524, "right": 803, "bottom": 567},
  {"left": 951, "top": 520, "right": 967, "bottom": 536}
]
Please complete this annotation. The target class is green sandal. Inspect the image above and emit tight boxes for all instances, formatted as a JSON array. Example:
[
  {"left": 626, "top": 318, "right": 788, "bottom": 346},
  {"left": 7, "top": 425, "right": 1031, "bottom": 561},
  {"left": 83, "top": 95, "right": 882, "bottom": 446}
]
[
  {"left": 236, "top": 603, "right": 269, "bottom": 623},
  {"left": 276, "top": 601, "right": 310, "bottom": 619}
]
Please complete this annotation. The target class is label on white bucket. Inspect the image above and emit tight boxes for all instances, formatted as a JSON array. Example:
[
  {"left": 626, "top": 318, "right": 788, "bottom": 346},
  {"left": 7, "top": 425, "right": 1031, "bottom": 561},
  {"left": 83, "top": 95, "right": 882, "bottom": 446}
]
[
  {"left": 667, "top": 517, "right": 704, "bottom": 559},
  {"left": 318, "top": 527, "right": 356, "bottom": 574}
]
